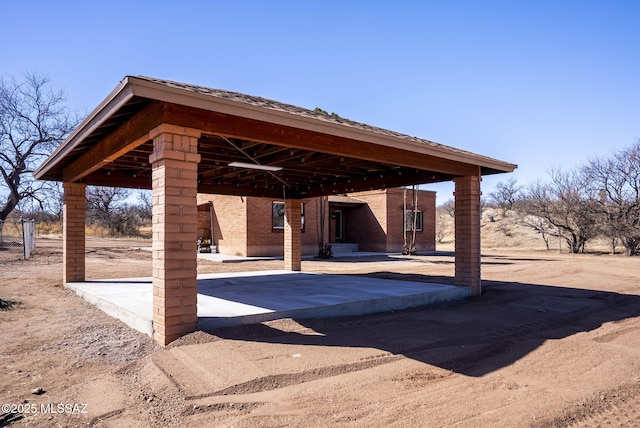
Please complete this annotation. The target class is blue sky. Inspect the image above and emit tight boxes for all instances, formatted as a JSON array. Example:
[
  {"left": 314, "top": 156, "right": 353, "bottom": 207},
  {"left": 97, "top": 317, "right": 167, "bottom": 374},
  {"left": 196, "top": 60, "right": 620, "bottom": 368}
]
[{"left": 2, "top": 1, "right": 639, "bottom": 203}]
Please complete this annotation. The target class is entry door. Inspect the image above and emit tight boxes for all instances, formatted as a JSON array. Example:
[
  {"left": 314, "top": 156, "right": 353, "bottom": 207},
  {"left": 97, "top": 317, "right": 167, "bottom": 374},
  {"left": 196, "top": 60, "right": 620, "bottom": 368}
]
[{"left": 333, "top": 209, "right": 344, "bottom": 242}]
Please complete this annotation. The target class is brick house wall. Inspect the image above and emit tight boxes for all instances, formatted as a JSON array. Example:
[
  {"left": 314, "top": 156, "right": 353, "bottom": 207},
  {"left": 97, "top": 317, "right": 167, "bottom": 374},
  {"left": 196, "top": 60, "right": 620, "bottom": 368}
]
[
  {"left": 197, "top": 194, "right": 247, "bottom": 256},
  {"left": 197, "top": 202, "right": 213, "bottom": 241},
  {"left": 245, "top": 197, "right": 278, "bottom": 256},
  {"left": 197, "top": 195, "right": 325, "bottom": 256},
  {"left": 383, "top": 188, "right": 436, "bottom": 252},
  {"left": 345, "top": 190, "right": 388, "bottom": 252},
  {"left": 246, "top": 198, "right": 323, "bottom": 256},
  {"left": 197, "top": 188, "right": 436, "bottom": 256},
  {"left": 348, "top": 188, "right": 436, "bottom": 253}
]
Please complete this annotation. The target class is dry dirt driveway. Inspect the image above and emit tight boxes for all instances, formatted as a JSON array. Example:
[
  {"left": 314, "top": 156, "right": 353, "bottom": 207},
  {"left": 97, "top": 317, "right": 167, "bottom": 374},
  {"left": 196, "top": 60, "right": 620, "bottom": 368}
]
[{"left": 1, "top": 238, "right": 640, "bottom": 427}]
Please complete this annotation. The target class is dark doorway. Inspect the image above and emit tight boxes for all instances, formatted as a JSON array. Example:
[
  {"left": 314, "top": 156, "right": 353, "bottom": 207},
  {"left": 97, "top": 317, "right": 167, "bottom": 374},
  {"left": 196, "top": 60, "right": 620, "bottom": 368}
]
[{"left": 332, "top": 209, "right": 344, "bottom": 242}]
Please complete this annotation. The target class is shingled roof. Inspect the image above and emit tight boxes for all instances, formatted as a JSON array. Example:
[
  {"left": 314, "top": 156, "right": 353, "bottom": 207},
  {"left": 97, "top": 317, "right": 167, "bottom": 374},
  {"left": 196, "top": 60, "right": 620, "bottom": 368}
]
[
  {"left": 35, "top": 76, "right": 516, "bottom": 199},
  {"left": 133, "top": 76, "right": 509, "bottom": 168}
]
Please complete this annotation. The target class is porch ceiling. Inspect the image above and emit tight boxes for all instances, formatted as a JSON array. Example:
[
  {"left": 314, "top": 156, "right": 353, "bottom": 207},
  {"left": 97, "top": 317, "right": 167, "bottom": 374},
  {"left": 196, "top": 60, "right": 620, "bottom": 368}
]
[{"left": 35, "top": 76, "right": 516, "bottom": 198}]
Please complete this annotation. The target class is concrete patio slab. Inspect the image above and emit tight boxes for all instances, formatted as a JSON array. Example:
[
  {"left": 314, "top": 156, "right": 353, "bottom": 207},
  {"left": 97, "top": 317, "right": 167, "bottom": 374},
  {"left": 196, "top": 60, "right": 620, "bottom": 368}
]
[
  {"left": 140, "top": 246, "right": 406, "bottom": 262},
  {"left": 67, "top": 271, "right": 471, "bottom": 337}
]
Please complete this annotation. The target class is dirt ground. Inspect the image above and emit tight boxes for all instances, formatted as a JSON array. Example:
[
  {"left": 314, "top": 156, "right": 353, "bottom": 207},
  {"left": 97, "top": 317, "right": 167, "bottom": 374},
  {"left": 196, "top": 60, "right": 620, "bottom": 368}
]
[{"left": 1, "top": 237, "right": 640, "bottom": 427}]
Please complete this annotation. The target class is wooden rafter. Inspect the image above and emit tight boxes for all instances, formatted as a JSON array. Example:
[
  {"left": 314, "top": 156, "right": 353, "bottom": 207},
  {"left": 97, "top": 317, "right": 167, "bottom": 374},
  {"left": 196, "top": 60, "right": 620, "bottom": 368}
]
[
  {"left": 62, "top": 101, "right": 164, "bottom": 182},
  {"left": 162, "top": 102, "right": 481, "bottom": 177}
]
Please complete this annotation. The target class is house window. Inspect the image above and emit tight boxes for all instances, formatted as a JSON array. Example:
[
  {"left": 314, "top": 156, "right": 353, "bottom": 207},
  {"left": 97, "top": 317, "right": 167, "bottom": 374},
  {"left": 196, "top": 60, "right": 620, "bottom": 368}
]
[
  {"left": 272, "top": 202, "right": 285, "bottom": 229},
  {"left": 404, "top": 210, "right": 423, "bottom": 232},
  {"left": 272, "top": 202, "right": 305, "bottom": 231}
]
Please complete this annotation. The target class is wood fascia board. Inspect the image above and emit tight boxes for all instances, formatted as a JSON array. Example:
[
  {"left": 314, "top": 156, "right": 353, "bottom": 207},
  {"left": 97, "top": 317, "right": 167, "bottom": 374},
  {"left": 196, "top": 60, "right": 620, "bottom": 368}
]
[
  {"left": 62, "top": 101, "right": 164, "bottom": 182},
  {"left": 161, "top": 103, "right": 480, "bottom": 177},
  {"left": 35, "top": 79, "right": 136, "bottom": 180},
  {"left": 127, "top": 77, "right": 516, "bottom": 174}
]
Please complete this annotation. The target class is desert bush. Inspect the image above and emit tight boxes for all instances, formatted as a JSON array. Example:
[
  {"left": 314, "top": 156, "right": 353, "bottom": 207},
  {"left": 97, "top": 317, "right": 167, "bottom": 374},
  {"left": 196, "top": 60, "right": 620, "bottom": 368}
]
[
  {"left": 490, "top": 141, "right": 640, "bottom": 255},
  {"left": 584, "top": 141, "right": 640, "bottom": 256}
]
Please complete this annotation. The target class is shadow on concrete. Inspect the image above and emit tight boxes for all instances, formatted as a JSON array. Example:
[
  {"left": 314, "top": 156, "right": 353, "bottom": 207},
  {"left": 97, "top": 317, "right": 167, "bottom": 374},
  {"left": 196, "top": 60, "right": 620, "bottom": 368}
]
[
  {"left": 208, "top": 276, "right": 640, "bottom": 377},
  {"left": 196, "top": 271, "right": 470, "bottom": 330}
]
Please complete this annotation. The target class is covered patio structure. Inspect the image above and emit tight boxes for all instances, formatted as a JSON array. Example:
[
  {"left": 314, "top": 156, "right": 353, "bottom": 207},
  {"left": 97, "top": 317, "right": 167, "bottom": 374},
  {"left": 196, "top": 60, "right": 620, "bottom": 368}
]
[{"left": 35, "top": 76, "right": 516, "bottom": 345}]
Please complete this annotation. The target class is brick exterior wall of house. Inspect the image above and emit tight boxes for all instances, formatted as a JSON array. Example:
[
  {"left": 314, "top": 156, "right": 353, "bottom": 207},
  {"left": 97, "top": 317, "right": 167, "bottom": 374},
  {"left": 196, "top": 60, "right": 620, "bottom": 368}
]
[
  {"left": 196, "top": 195, "right": 323, "bottom": 256},
  {"left": 420, "top": 190, "right": 437, "bottom": 251},
  {"left": 197, "top": 194, "right": 248, "bottom": 256},
  {"left": 246, "top": 197, "right": 282, "bottom": 256},
  {"left": 197, "top": 187, "right": 436, "bottom": 257},
  {"left": 245, "top": 197, "right": 322, "bottom": 256},
  {"left": 346, "top": 190, "right": 389, "bottom": 252},
  {"left": 349, "top": 188, "right": 436, "bottom": 252},
  {"left": 385, "top": 188, "right": 436, "bottom": 253},
  {"left": 197, "top": 202, "right": 213, "bottom": 241}
]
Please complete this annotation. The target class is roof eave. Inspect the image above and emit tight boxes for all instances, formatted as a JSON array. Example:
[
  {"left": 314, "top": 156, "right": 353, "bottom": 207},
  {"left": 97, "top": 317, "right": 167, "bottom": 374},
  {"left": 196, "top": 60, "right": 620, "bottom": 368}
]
[
  {"left": 36, "top": 76, "right": 517, "bottom": 181},
  {"left": 34, "top": 77, "right": 136, "bottom": 180}
]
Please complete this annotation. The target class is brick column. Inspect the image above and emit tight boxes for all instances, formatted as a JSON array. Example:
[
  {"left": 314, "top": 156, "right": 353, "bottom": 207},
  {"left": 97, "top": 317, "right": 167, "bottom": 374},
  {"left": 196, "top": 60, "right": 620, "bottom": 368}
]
[
  {"left": 284, "top": 199, "right": 302, "bottom": 271},
  {"left": 454, "top": 173, "right": 482, "bottom": 295},
  {"left": 149, "top": 125, "right": 201, "bottom": 346},
  {"left": 62, "top": 182, "right": 86, "bottom": 283}
]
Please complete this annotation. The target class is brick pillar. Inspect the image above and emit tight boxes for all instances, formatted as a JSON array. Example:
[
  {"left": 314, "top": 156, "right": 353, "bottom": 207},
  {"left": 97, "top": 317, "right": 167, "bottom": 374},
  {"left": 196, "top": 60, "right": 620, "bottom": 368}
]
[
  {"left": 62, "top": 182, "right": 86, "bottom": 283},
  {"left": 149, "top": 125, "right": 201, "bottom": 346},
  {"left": 454, "top": 173, "right": 482, "bottom": 295},
  {"left": 284, "top": 199, "right": 302, "bottom": 271}
]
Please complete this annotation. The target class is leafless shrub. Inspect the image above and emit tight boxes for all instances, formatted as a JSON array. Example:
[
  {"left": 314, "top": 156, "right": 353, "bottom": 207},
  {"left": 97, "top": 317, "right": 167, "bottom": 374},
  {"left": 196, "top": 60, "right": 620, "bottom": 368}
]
[
  {"left": 519, "top": 169, "right": 599, "bottom": 254},
  {"left": 435, "top": 214, "right": 450, "bottom": 243},
  {"left": 584, "top": 141, "right": 640, "bottom": 256}
]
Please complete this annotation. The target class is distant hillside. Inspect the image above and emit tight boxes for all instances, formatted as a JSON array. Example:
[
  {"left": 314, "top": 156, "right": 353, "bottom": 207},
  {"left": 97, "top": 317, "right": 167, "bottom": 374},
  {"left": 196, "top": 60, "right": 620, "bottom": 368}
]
[{"left": 436, "top": 207, "right": 618, "bottom": 254}]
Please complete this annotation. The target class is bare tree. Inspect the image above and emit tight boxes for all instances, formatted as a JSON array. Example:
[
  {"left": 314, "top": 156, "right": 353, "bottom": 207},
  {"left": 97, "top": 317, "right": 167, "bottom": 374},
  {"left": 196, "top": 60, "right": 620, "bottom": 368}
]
[
  {"left": 483, "top": 178, "right": 521, "bottom": 236},
  {"left": 435, "top": 200, "right": 454, "bottom": 244},
  {"left": 518, "top": 213, "right": 555, "bottom": 250},
  {"left": 520, "top": 169, "right": 599, "bottom": 254},
  {"left": 489, "top": 177, "right": 522, "bottom": 215},
  {"left": 0, "top": 74, "right": 75, "bottom": 233},
  {"left": 435, "top": 213, "right": 450, "bottom": 243},
  {"left": 584, "top": 141, "right": 640, "bottom": 256},
  {"left": 86, "top": 186, "right": 133, "bottom": 236},
  {"left": 15, "top": 181, "right": 63, "bottom": 220},
  {"left": 439, "top": 199, "right": 455, "bottom": 218},
  {"left": 135, "top": 190, "right": 153, "bottom": 221}
]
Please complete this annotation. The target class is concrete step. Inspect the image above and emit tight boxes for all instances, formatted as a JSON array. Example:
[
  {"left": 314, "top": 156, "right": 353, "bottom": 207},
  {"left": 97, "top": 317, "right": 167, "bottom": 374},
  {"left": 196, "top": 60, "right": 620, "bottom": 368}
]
[{"left": 331, "top": 243, "right": 359, "bottom": 253}]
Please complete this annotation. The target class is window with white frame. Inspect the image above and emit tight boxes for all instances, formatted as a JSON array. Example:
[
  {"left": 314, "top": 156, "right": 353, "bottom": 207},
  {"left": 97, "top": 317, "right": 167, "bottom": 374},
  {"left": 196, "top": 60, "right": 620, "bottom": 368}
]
[
  {"left": 272, "top": 202, "right": 305, "bottom": 231},
  {"left": 404, "top": 210, "right": 423, "bottom": 232}
]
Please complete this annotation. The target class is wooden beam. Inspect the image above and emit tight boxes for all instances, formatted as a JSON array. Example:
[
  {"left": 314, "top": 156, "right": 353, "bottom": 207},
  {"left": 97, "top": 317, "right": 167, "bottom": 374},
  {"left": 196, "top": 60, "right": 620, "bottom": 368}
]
[
  {"left": 62, "top": 101, "right": 165, "bottom": 182},
  {"left": 163, "top": 103, "right": 480, "bottom": 177},
  {"left": 197, "top": 182, "right": 284, "bottom": 199},
  {"left": 80, "top": 170, "right": 152, "bottom": 189},
  {"left": 299, "top": 170, "right": 453, "bottom": 198}
]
